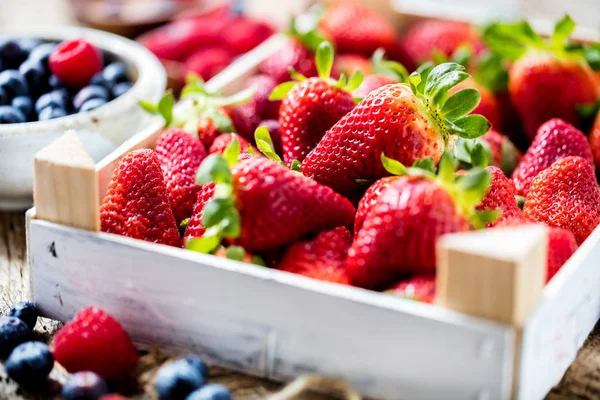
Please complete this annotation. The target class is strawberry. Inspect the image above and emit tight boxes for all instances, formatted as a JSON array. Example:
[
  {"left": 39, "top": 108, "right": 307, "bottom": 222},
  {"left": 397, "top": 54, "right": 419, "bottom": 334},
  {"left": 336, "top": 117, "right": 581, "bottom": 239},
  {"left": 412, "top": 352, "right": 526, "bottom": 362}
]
[
  {"left": 209, "top": 133, "right": 254, "bottom": 155},
  {"left": 511, "top": 118, "right": 593, "bottom": 196},
  {"left": 221, "top": 18, "right": 274, "bottom": 55},
  {"left": 155, "top": 128, "right": 208, "bottom": 223},
  {"left": 100, "top": 149, "right": 181, "bottom": 247},
  {"left": 523, "top": 156, "right": 600, "bottom": 245},
  {"left": 222, "top": 103, "right": 261, "bottom": 143},
  {"left": 351, "top": 48, "right": 408, "bottom": 99},
  {"left": 183, "top": 46, "right": 233, "bottom": 81},
  {"left": 277, "top": 227, "right": 352, "bottom": 285},
  {"left": 546, "top": 227, "right": 578, "bottom": 282},
  {"left": 183, "top": 183, "right": 216, "bottom": 240},
  {"left": 483, "top": 16, "right": 599, "bottom": 139},
  {"left": 479, "top": 129, "right": 521, "bottom": 174},
  {"left": 138, "top": 18, "right": 226, "bottom": 61},
  {"left": 352, "top": 74, "right": 397, "bottom": 99},
  {"left": 451, "top": 77, "right": 501, "bottom": 129},
  {"left": 590, "top": 111, "right": 600, "bottom": 170},
  {"left": 386, "top": 275, "right": 436, "bottom": 303},
  {"left": 476, "top": 166, "right": 524, "bottom": 227},
  {"left": 332, "top": 54, "right": 373, "bottom": 77},
  {"left": 259, "top": 19, "right": 322, "bottom": 83},
  {"left": 52, "top": 307, "right": 138, "bottom": 381},
  {"left": 187, "top": 147, "right": 355, "bottom": 253},
  {"left": 196, "top": 116, "right": 222, "bottom": 149},
  {"left": 346, "top": 154, "right": 492, "bottom": 289},
  {"left": 242, "top": 74, "right": 281, "bottom": 121},
  {"left": 319, "top": 1, "right": 398, "bottom": 57},
  {"left": 402, "top": 20, "right": 484, "bottom": 66},
  {"left": 271, "top": 41, "right": 359, "bottom": 165},
  {"left": 301, "top": 62, "right": 491, "bottom": 194},
  {"left": 354, "top": 176, "right": 397, "bottom": 234}
]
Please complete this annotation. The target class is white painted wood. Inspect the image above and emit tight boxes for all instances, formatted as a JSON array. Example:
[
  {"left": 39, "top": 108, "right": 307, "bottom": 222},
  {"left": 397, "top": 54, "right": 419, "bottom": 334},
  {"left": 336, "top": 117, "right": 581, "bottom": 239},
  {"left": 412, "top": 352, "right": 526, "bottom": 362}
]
[
  {"left": 28, "top": 215, "right": 516, "bottom": 400},
  {"left": 518, "top": 226, "right": 600, "bottom": 399}
]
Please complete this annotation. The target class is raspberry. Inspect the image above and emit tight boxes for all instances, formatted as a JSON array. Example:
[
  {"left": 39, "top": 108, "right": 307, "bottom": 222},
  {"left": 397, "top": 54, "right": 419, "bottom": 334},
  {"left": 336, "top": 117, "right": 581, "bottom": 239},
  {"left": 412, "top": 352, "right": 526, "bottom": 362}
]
[
  {"left": 49, "top": 39, "right": 102, "bottom": 88},
  {"left": 52, "top": 307, "right": 138, "bottom": 381}
]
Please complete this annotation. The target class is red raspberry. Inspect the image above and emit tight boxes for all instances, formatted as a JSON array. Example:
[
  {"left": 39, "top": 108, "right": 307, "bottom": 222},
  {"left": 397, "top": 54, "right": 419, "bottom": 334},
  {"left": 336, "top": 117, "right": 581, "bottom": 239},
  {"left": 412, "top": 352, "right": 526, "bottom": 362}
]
[
  {"left": 52, "top": 307, "right": 138, "bottom": 381},
  {"left": 49, "top": 39, "right": 103, "bottom": 87}
]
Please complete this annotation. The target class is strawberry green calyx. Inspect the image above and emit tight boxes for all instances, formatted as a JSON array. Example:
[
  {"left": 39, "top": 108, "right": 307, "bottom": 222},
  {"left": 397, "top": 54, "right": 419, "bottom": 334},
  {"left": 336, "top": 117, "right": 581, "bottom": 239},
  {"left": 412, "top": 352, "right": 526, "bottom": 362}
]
[
  {"left": 371, "top": 48, "right": 409, "bottom": 82},
  {"left": 407, "top": 62, "right": 491, "bottom": 140},
  {"left": 287, "top": 15, "right": 328, "bottom": 53},
  {"left": 140, "top": 74, "right": 256, "bottom": 135},
  {"left": 483, "top": 15, "right": 596, "bottom": 67},
  {"left": 381, "top": 152, "right": 496, "bottom": 228},
  {"left": 254, "top": 126, "right": 302, "bottom": 172},
  {"left": 455, "top": 137, "right": 491, "bottom": 169},
  {"left": 187, "top": 139, "right": 243, "bottom": 254},
  {"left": 269, "top": 41, "right": 364, "bottom": 101}
]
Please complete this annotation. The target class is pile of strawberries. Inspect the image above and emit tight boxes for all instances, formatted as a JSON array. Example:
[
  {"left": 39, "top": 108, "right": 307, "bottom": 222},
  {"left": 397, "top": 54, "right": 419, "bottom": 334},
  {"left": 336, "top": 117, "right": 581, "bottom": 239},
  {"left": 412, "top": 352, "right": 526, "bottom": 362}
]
[{"left": 101, "top": 2, "right": 600, "bottom": 303}]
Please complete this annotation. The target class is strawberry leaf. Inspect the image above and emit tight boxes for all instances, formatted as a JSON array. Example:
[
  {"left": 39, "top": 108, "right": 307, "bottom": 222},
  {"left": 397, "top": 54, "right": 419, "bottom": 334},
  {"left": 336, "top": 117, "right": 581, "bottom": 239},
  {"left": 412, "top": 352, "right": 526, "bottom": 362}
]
[
  {"left": 196, "top": 155, "right": 232, "bottom": 185},
  {"left": 186, "top": 234, "right": 221, "bottom": 254},
  {"left": 251, "top": 255, "right": 266, "bottom": 266},
  {"left": 473, "top": 52, "right": 509, "bottom": 93},
  {"left": 381, "top": 153, "right": 407, "bottom": 176},
  {"left": 225, "top": 245, "right": 246, "bottom": 261},
  {"left": 139, "top": 100, "right": 159, "bottom": 114},
  {"left": 222, "top": 135, "right": 241, "bottom": 167},
  {"left": 269, "top": 82, "right": 297, "bottom": 100},
  {"left": 437, "top": 151, "right": 456, "bottom": 185},
  {"left": 255, "top": 126, "right": 284, "bottom": 164},
  {"left": 372, "top": 48, "right": 408, "bottom": 82},
  {"left": 345, "top": 70, "right": 364, "bottom": 93},
  {"left": 552, "top": 15, "right": 576, "bottom": 48},
  {"left": 288, "top": 67, "right": 307, "bottom": 81},
  {"left": 450, "top": 114, "right": 490, "bottom": 139},
  {"left": 216, "top": 86, "right": 257, "bottom": 106},
  {"left": 441, "top": 88, "right": 481, "bottom": 120},
  {"left": 412, "top": 158, "right": 435, "bottom": 173},
  {"left": 316, "top": 41, "right": 334, "bottom": 80},
  {"left": 290, "top": 159, "right": 301, "bottom": 172},
  {"left": 158, "top": 92, "right": 174, "bottom": 126},
  {"left": 476, "top": 210, "right": 501, "bottom": 224},
  {"left": 203, "top": 198, "right": 234, "bottom": 228},
  {"left": 584, "top": 44, "right": 600, "bottom": 71}
]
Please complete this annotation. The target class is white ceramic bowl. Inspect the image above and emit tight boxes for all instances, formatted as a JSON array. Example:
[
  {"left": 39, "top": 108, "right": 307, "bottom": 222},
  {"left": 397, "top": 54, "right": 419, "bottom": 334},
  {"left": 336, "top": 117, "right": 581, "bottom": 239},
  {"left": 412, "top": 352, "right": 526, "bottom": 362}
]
[{"left": 0, "top": 26, "right": 166, "bottom": 210}]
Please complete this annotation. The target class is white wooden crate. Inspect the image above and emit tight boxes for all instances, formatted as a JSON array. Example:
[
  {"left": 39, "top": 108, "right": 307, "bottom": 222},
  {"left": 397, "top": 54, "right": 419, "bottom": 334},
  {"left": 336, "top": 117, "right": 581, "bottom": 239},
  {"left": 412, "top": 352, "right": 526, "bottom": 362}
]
[{"left": 25, "top": 23, "right": 600, "bottom": 400}]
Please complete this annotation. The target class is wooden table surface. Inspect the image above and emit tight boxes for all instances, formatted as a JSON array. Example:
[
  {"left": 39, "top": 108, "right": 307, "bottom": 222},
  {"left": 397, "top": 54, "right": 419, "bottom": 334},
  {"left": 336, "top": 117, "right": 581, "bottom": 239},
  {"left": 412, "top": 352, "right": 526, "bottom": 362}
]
[{"left": 3, "top": 1, "right": 600, "bottom": 399}]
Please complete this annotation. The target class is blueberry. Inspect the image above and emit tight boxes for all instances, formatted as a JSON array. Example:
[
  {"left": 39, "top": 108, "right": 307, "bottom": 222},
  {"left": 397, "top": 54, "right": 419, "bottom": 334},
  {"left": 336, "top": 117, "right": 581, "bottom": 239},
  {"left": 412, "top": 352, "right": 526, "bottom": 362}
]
[
  {"left": 62, "top": 371, "right": 109, "bottom": 400},
  {"left": 102, "top": 62, "right": 128, "bottom": 88},
  {"left": 19, "top": 60, "right": 47, "bottom": 92},
  {"left": 0, "top": 106, "right": 26, "bottom": 124},
  {"left": 89, "top": 72, "right": 108, "bottom": 88},
  {"left": 0, "top": 70, "right": 28, "bottom": 99},
  {"left": 185, "top": 384, "right": 232, "bottom": 400},
  {"left": 73, "top": 85, "right": 109, "bottom": 110},
  {"left": 12, "top": 96, "right": 34, "bottom": 121},
  {"left": 0, "top": 316, "right": 30, "bottom": 358},
  {"left": 48, "top": 74, "right": 64, "bottom": 90},
  {"left": 38, "top": 107, "right": 66, "bottom": 121},
  {"left": 0, "top": 87, "right": 8, "bottom": 105},
  {"left": 29, "top": 43, "right": 57, "bottom": 68},
  {"left": 79, "top": 98, "right": 107, "bottom": 113},
  {"left": 35, "top": 90, "right": 68, "bottom": 113},
  {"left": 0, "top": 39, "right": 28, "bottom": 69},
  {"left": 155, "top": 355, "right": 208, "bottom": 400},
  {"left": 18, "top": 39, "right": 44, "bottom": 56},
  {"left": 5, "top": 341, "right": 54, "bottom": 388},
  {"left": 8, "top": 302, "right": 38, "bottom": 329},
  {"left": 111, "top": 81, "right": 133, "bottom": 98},
  {"left": 0, "top": 57, "right": 3, "bottom": 73}
]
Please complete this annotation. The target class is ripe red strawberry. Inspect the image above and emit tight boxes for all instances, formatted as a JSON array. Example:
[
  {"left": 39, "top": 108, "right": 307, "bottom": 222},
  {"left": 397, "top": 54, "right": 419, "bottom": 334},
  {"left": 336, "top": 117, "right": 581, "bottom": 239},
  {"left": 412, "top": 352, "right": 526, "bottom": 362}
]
[
  {"left": 278, "top": 227, "right": 352, "bottom": 285},
  {"left": 476, "top": 166, "right": 524, "bottom": 227},
  {"left": 222, "top": 103, "right": 261, "bottom": 143},
  {"left": 209, "top": 133, "right": 254, "bottom": 155},
  {"left": 320, "top": 1, "right": 398, "bottom": 57},
  {"left": 590, "top": 111, "right": 600, "bottom": 170},
  {"left": 273, "top": 41, "right": 358, "bottom": 165},
  {"left": 222, "top": 18, "right": 274, "bottom": 55},
  {"left": 155, "top": 128, "right": 207, "bottom": 223},
  {"left": 546, "top": 227, "right": 578, "bottom": 282},
  {"left": 259, "top": 36, "right": 317, "bottom": 83},
  {"left": 402, "top": 20, "right": 484, "bottom": 65},
  {"left": 190, "top": 153, "right": 355, "bottom": 253},
  {"left": 183, "top": 183, "right": 216, "bottom": 240},
  {"left": 352, "top": 74, "right": 397, "bottom": 99},
  {"left": 478, "top": 129, "right": 521, "bottom": 174},
  {"left": 523, "top": 156, "right": 600, "bottom": 244},
  {"left": 183, "top": 46, "right": 233, "bottom": 81},
  {"left": 346, "top": 155, "right": 491, "bottom": 289},
  {"left": 100, "top": 149, "right": 181, "bottom": 247},
  {"left": 386, "top": 274, "right": 436, "bottom": 303},
  {"left": 242, "top": 74, "right": 281, "bottom": 121},
  {"left": 483, "top": 16, "right": 599, "bottom": 139},
  {"left": 196, "top": 116, "right": 222, "bottom": 149},
  {"left": 451, "top": 77, "right": 501, "bottom": 128},
  {"left": 511, "top": 118, "right": 593, "bottom": 196},
  {"left": 138, "top": 18, "right": 226, "bottom": 61},
  {"left": 52, "top": 307, "right": 138, "bottom": 381},
  {"left": 301, "top": 63, "right": 491, "bottom": 193},
  {"left": 354, "top": 176, "right": 398, "bottom": 234}
]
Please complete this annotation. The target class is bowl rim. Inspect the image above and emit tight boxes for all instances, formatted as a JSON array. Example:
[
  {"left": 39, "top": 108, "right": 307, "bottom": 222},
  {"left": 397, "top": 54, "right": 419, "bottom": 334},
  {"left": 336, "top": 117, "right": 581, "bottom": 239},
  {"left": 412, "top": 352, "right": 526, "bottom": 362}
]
[{"left": 0, "top": 26, "right": 166, "bottom": 136}]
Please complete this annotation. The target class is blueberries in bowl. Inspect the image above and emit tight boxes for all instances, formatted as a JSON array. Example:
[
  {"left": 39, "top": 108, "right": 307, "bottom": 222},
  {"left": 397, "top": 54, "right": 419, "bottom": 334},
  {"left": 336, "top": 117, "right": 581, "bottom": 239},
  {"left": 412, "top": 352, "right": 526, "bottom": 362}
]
[{"left": 0, "top": 37, "right": 134, "bottom": 124}]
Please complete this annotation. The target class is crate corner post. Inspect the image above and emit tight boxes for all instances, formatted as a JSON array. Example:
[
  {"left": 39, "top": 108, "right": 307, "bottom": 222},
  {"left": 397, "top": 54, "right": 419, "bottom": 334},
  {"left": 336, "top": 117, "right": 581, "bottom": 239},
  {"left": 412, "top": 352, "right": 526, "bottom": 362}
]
[
  {"left": 33, "top": 129, "right": 100, "bottom": 232},
  {"left": 436, "top": 225, "right": 549, "bottom": 399}
]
